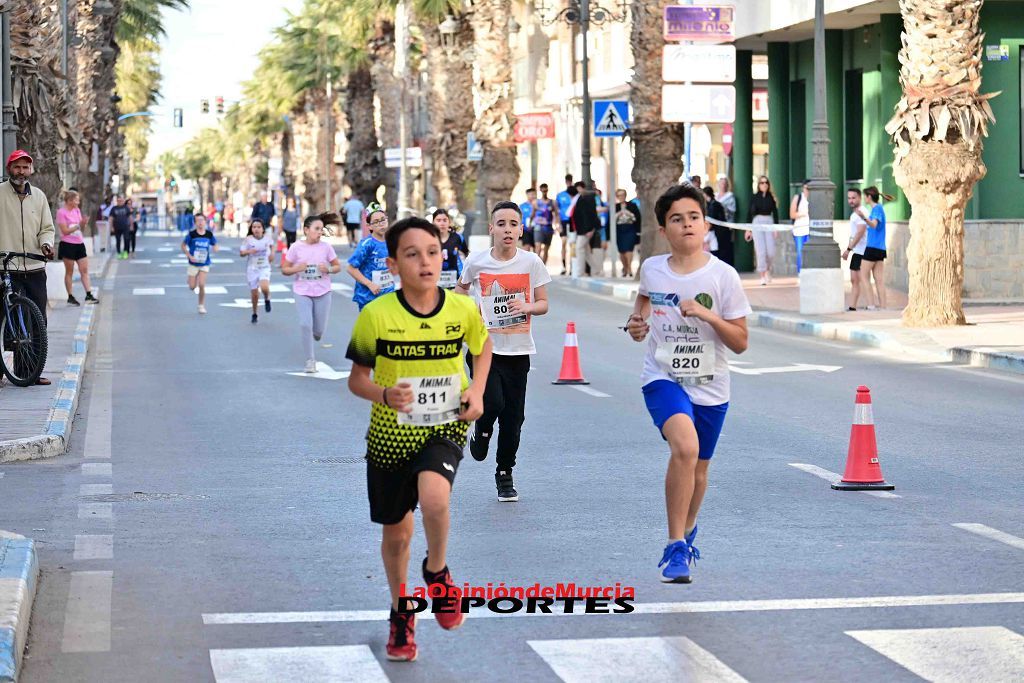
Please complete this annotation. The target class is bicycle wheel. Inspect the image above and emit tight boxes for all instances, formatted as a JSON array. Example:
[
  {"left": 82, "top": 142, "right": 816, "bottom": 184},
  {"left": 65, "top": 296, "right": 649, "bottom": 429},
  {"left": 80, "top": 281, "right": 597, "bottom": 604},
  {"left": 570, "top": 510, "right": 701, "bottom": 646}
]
[{"left": 0, "top": 294, "right": 48, "bottom": 386}]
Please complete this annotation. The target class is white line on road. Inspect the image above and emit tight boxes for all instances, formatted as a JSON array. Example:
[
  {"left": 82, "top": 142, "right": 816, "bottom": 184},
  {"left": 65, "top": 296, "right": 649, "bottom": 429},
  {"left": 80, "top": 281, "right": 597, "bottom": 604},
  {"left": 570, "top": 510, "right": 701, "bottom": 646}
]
[
  {"left": 132, "top": 287, "right": 165, "bottom": 295},
  {"left": 201, "top": 591, "right": 1024, "bottom": 625},
  {"left": 81, "top": 463, "right": 112, "bottom": 477},
  {"left": 846, "top": 626, "right": 1024, "bottom": 682},
  {"left": 788, "top": 463, "right": 900, "bottom": 499},
  {"left": 61, "top": 570, "right": 113, "bottom": 652},
  {"left": 210, "top": 646, "right": 389, "bottom": 683},
  {"left": 74, "top": 534, "right": 113, "bottom": 560},
  {"left": 953, "top": 523, "right": 1024, "bottom": 552},
  {"left": 729, "top": 362, "right": 841, "bottom": 375},
  {"left": 930, "top": 364, "right": 1024, "bottom": 385},
  {"left": 78, "top": 503, "right": 112, "bottom": 520},
  {"left": 529, "top": 636, "right": 747, "bottom": 683},
  {"left": 204, "top": 285, "right": 229, "bottom": 295},
  {"left": 124, "top": 259, "right": 152, "bottom": 264},
  {"left": 80, "top": 483, "right": 112, "bottom": 495},
  {"left": 570, "top": 385, "right": 611, "bottom": 398}
]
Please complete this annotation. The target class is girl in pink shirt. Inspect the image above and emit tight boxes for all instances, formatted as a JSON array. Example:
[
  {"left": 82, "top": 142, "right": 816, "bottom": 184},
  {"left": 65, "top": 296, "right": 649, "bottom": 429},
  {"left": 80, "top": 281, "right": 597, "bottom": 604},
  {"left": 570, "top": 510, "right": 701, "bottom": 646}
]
[{"left": 56, "top": 189, "right": 98, "bottom": 305}]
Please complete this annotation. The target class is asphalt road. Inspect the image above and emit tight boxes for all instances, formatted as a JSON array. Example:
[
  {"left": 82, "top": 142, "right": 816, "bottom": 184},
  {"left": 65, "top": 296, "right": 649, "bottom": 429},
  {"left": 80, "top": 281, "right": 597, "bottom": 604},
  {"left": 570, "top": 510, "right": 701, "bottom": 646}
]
[{"left": 4, "top": 233, "right": 1023, "bottom": 682}]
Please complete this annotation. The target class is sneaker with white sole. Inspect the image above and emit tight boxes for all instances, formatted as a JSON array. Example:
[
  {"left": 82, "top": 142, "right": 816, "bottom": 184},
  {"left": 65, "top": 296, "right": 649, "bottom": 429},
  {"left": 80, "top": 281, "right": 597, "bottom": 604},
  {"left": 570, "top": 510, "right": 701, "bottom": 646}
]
[
  {"left": 658, "top": 541, "right": 693, "bottom": 583},
  {"left": 198, "top": 305, "right": 207, "bottom": 314},
  {"left": 495, "top": 470, "right": 518, "bottom": 502},
  {"left": 304, "top": 359, "right": 317, "bottom": 373}
]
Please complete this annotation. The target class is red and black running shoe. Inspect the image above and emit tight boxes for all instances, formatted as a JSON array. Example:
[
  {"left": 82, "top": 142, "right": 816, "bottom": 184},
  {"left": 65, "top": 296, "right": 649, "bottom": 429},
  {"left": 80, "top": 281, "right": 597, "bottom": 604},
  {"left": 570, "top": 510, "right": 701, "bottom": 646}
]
[
  {"left": 386, "top": 609, "right": 417, "bottom": 661},
  {"left": 422, "top": 558, "right": 466, "bottom": 631}
]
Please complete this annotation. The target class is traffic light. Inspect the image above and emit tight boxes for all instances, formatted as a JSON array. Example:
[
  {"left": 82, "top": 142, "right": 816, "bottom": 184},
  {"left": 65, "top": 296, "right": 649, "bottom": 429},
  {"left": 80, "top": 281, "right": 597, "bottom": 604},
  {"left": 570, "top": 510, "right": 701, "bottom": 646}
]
[
  {"left": 215, "top": 96, "right": 225, "bottom": 115},
  {"left": 201, "top": 99, "right": 209, "bottom": 114}
]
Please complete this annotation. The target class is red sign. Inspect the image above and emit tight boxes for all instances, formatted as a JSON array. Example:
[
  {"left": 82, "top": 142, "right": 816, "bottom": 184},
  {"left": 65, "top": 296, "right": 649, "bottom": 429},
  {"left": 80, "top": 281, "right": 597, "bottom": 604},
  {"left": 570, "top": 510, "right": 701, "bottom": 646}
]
[
  {"left": 722, "top": 123, "right": 733, "bottom": 156},
  {"left": 514, "top": 113, "right": 556, "bottom": 143}
]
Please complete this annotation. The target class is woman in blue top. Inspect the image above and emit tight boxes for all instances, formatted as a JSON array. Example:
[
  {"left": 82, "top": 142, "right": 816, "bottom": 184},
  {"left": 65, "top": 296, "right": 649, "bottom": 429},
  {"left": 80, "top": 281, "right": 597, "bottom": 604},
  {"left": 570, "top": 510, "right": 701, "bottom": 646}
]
[
  {"left": 345, "top": 204, "right": 395, "bottom": 309},
  {"left": 855, "top": 186, "right": 890, "bottom": 310}
]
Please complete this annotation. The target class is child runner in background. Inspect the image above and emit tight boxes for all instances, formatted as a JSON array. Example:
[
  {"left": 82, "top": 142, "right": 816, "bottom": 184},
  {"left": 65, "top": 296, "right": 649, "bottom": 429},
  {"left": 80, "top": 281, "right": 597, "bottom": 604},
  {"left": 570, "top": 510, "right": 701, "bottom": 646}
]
[
  {"left": 519, "top": 188, "right": 536, "bottom": 253},
  {"left": 433, "top": 208, "right": 468, "bottom": 290},
  {"left": 282, "top": 213, "right": 342, "bottom": 373},
  {"left": 532, "top": 183, "right": 556, "bottom": 266},
  {"left": 182, "top": 213, "right": 218, "bottom": 314},
  {"left": 347, "top": 203, "right": 395, "bottom": 310},
  {"left": 456, "top": 201, "right": 550, "bottom": 502},
  {"left": 347, "top": 217, "right": 492, "bottom": 662},
  {"left": 240, "top": 218, "right": 275, "bottom": 324},
  {"left": 626, "top": 184, "right": 751, "bottom": 584}
]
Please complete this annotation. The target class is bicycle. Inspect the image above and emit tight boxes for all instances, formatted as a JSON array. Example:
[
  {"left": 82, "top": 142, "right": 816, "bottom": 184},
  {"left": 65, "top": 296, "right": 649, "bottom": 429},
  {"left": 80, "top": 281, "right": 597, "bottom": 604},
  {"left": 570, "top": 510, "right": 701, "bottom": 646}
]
[{"left": 0, "top": 251, "right": 49, "bottom": 386}]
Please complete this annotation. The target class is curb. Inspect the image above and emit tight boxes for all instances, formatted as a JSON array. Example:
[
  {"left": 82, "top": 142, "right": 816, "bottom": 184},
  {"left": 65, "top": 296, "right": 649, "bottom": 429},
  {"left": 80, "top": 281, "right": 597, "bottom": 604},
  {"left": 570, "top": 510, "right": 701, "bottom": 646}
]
[
  {"left": 0, "top": 537, "right": 38, "bottom": 683},
  {"left": 560, "top": 276, "right": 1024, "bottom": 375},
  {"left": 0, "top": 301, "right": 99, "bottom": 463}
]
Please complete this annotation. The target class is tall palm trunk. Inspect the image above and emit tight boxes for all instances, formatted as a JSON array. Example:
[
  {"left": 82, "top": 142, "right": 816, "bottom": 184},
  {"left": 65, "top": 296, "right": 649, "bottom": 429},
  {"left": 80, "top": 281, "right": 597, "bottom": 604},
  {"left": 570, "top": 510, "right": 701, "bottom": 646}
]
[
  {"left": 291, "top": 99, "right": 326, "bottom": 211},
  {"left": 369, "top": 20, "right": 399, "bottom": 218},
  {"left": 470, "top": 0, "right": 519, "bottom": 211},
  {"left": 886, "top": 0, "right": 995, "bottom": 327},
  {"left": 343, "top": 64, "right": 381, "bottom": 204},
  {"left": 630, "top": 0, "right": 684, "bottom": 265}
]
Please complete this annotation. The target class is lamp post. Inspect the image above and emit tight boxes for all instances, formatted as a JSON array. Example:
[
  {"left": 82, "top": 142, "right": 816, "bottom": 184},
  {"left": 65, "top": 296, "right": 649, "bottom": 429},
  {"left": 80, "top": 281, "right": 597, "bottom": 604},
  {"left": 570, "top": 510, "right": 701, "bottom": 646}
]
[
  {"left": 1, "top": 6, "right": 16, "bottom": 171},
  {"left": 800, "top": 0, "right": 844, "bottom": 314},
  {"left": 531, "top": 0, "right": 627, "bottom": 189}
]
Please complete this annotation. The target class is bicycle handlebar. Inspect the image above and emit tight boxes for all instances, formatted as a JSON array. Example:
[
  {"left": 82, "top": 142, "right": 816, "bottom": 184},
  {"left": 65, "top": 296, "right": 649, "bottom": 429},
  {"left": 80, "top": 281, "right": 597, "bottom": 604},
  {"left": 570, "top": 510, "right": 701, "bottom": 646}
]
[{"left": 0, "top": 251, "right": 49, "bottom": 266}]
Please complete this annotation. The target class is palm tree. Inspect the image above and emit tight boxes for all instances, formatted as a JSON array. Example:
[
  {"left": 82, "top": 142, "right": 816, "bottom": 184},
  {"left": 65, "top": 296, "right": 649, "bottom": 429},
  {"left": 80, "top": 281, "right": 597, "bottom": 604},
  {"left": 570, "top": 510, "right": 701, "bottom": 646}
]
[
  {"left": 886, "top": 0, "right": 995, "bottom": 327},
  {"left": 629, "top": 0, "right": 684, "bottom": 264},
  {"left": 368, "top": 15, "right": 401, "bottom": 217},
  {"left": 469, "top": 0, "right": 519, "bottom": 210}
]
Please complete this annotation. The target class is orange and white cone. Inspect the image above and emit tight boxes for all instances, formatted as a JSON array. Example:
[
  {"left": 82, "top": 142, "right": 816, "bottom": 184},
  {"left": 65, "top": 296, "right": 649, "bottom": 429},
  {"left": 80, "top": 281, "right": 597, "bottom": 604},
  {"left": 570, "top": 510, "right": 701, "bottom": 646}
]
[
  {"left": 552, "top": 322, "right": 589, "bottom": 385},
  {"left": 832, "top": 386, "right": 895, "bottom": 491}
]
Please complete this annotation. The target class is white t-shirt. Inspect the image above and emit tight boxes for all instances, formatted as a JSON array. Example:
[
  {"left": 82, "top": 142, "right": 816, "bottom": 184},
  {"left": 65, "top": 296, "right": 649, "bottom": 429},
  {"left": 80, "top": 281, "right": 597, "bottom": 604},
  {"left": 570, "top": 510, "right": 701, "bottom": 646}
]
[
  {"left": 243, "top": 234, "right": 275, "bottom": 271},
  {"left": 848, "top": 210, "right": 868, "bottom": 256},
  {"left": 638, "top": 254, "right": 752, "bottom": 406},
  {"left": 792, "top": 194, "right": 809, "bottom": 237},
  {"left": 459, "top": 248, "right": 552, "bottom": 355}
]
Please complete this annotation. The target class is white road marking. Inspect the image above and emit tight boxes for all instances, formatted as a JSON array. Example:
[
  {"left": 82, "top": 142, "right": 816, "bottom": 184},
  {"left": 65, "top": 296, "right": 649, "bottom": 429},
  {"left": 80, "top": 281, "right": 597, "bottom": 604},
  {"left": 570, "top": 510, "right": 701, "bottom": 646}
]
[
  {"left": 953, "top": 523, "right": 1024, "bottom": 552},
  {"left": 931, "top": 364, "right": 1024, "bottom": 385},
  {"left": 570, "top": 385, "right": 611, "bottom": 398},
  {"left": 530, "top": 636, "right": 747, "bottom": 683},
  {"left": 728, "top": 362, "right": 841, "bottom": 375},
  {"left": 286, "top": 362, "right": 351, "bottom": 381},
  {"left": 84, "top": 315, "right": 113, "bottom": 460},
  {"left": 788, "top": 463, "right": 900, "bottom": 499},
  {"left": 78, "top": 503, "right": 112, "bottom": 519},
  {"left": 61, "top": 570, "right": 113, "bottom": 652},
  {"left": 331, "top": 282, "right": 353, "bottom": 293},
  {"left": 209, "top": 646, "right": 389, "bottom": 683},
  {"left": 201, "top": 591, "right": 1024, "bottom": 625},
  {"left": 74, "top": 534, "right": 113, "bottom": 560},
  {"left": 81, "top": 463, "right": 112, "bottom": 477},
  {"left": 157, "top": 247, "right": 173, "bottom": 251},
  {"left": 220, "top": 298, "right": 295, "bottom": 309},
  {"left": 0, "top": 472, "right": 4, "bottom": 479},
  {"left": 80, "top": 483, "right": 112, "bottom": 495},
  {"left": 132, "top": 287, "right": 165, "bottom": 295},
  {"left": 124, "top": 259, "right": 152, "bottom": 264},
  {"left": 846, "top": 626, "right": 1024, "bottom": 682},
  {"left": 269, "top": 283, "right": 289, "bottom": 293},
  {"left": 204, "top": 285, "right": 228, "bottom": 294}
]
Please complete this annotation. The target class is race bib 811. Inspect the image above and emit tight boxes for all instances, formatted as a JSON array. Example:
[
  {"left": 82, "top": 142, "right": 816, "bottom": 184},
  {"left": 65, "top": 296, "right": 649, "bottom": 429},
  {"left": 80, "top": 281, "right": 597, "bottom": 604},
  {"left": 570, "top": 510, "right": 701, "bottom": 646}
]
[{"left": 396, "top": 374, "right": 462, "bottom": 426}]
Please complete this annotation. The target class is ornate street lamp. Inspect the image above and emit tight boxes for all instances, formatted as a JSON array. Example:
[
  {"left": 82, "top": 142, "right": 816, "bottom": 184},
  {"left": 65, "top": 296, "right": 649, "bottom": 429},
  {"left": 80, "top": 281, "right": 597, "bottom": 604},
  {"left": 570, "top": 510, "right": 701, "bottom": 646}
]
[
  {"left": 438, "top": 14, "right": 460, "bottom": 59},
  {"left": 531, "top": 0, "right": 628, "bottom": 188}
]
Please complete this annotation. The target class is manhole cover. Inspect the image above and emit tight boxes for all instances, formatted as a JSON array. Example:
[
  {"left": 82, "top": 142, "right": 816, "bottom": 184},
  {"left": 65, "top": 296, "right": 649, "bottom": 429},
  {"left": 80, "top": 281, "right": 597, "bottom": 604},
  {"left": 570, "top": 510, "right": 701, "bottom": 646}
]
[
  {"left": 81, "top": 492, "right": 208, "bottom": 502},
  {"left": 311, "top": 457, "right": 364, "bottom": 464}
]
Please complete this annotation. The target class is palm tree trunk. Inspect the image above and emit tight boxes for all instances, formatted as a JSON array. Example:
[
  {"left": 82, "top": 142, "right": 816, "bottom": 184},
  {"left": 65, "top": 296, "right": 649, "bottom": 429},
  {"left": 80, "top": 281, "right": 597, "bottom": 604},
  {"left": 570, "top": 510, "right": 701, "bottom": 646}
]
[
  {"left": 629, "top": 0, "right": 684, "bottom": 265},
  {"left": 343, "top": 64, "right": 381, "bottom": 205},
  {"left": 369, "top": 20, "right": 399, "bottom": 218},
  {"left": 470, "top": 0, "right": 519, "bottom": 210}
]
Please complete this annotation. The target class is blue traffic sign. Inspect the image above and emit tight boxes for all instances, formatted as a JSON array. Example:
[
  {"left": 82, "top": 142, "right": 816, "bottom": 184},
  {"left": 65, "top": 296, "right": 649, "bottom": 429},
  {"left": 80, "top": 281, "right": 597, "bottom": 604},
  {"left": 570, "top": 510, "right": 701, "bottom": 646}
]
[
  {"left": 467, "top": 132, "right": 484, "bottom": 161},
  {"left": 593, "top": 100, "right": 629, "bottom": 137}
]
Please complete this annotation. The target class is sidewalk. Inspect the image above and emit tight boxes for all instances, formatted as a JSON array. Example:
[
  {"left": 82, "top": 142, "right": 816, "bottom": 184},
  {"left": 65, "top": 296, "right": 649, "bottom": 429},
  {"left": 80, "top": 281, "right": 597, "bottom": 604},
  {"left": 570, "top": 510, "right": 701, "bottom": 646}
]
[{"left": 560, "top": 271, "right": 1024, "bottom": 375}]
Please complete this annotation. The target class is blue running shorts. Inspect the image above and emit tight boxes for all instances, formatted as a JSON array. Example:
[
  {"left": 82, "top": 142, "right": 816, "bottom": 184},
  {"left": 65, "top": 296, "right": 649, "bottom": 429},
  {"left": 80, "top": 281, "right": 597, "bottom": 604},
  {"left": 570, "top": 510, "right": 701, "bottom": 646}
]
[{"left": 642, "top": 379, "right": 729, "bottom": 460}]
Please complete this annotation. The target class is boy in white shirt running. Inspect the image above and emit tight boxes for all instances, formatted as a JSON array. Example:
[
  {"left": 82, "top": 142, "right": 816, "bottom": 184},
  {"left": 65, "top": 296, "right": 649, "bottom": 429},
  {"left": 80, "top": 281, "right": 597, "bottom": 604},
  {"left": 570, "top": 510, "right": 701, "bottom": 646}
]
[
  {"left": 456, "top": 201, "right": 551, "bottom": 502},
  {"left": 626, "top": 184, "right": 751, "bottom": 584}
]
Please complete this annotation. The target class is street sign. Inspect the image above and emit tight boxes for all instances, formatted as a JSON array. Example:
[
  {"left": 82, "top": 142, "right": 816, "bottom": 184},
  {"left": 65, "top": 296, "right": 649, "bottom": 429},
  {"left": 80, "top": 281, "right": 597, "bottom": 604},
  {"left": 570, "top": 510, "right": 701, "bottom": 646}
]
[
  {"left": 664, "top": 5, "right": 735, "bottom": 43},
  {"left": 513, "top": 112, "right": 556, "bottom": 143},
  {"left": 661, "top": 84, "right": 735, "bottom": 123},
  {"left": 662, "top": 44, "right": 735, "bottom": 83},
  {"left": 173, "top": 108, "right": 183, "bottom": 128},
  {"left": 384, "top": 147, "right": 423, "bottom": 169},
  {"left": 593, "top": 100, "right": 630, "bottom": 137},
  {"left": 467, "top": 132, "right": 483, "bottom": 161}
]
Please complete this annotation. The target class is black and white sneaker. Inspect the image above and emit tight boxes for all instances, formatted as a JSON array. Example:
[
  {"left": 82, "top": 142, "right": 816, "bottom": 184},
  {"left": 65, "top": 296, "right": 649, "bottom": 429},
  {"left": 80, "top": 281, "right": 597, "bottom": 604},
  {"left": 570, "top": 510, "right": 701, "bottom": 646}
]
[
  {"left": 469, "top": 427, "right": 490, "bottom": 462},
  {"left": 495, "top": 470, "right": 518, "bottom": 502},
  {"left": 67, "top": 294, "right": 81, "bottom": 306},
  {"left": 251, "top": 313, "right": 258, "bottom": 324},
  {"left": 265, "top": 298, "right": 271, "bottom": 312}
]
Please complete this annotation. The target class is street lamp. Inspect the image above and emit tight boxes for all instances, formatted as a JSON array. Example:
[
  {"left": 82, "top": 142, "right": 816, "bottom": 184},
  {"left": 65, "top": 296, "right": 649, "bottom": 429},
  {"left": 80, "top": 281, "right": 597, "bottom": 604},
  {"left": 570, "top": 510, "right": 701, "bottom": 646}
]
[{"left": 531, "top": 0, "right": 627, "bottom": 188}]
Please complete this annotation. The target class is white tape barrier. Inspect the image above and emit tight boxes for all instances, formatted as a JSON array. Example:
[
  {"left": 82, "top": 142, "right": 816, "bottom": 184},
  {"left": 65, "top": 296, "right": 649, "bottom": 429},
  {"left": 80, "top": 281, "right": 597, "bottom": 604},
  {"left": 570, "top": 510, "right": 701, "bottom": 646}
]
[{"left": 705, "top": 217, "right": 795, "bottom": 233}]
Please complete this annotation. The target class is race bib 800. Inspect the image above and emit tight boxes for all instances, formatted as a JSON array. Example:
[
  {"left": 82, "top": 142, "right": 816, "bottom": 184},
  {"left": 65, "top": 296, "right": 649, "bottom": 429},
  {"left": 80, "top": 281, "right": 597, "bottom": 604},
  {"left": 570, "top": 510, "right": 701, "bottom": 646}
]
[{"left": 481, "top": 293, "right": 527, "bottom": 329}]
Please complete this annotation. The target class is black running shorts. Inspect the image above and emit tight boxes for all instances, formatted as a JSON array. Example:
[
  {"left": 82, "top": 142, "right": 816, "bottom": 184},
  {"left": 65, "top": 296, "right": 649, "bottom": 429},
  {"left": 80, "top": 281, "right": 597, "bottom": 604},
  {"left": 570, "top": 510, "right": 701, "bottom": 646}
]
[
  {"left": 849, "top": 253, "right": 863, "bottom": 271},
  {"left": 862, "top": 247, "right": 887, "bottom": 262},
  {"left": 366, "top": 436, "right": 462, "bottom": 525}
]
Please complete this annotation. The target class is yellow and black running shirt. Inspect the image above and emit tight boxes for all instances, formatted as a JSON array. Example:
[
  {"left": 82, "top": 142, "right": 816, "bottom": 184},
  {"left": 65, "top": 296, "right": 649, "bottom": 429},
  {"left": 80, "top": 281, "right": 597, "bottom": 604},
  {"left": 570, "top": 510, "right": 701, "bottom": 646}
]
[{"left": 346, "top": 289, "right": 489, "bottom": 470}]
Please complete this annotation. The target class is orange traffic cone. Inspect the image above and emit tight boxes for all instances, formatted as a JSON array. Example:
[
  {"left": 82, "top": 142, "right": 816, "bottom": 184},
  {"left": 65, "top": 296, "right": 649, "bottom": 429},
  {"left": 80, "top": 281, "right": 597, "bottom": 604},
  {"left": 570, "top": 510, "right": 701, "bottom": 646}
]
[
  {"left": 832, "top": 386, "right": 895, "bottom": 491},
  {"left": 552, "top": 322, "right": 589, "bottom": 385}
]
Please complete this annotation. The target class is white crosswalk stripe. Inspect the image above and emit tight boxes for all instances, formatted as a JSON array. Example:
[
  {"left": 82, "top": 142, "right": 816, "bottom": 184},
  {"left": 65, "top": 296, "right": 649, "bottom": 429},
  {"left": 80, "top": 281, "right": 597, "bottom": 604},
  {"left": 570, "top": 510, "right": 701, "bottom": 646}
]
[
  {"left": 846, "top": 626, "right": 1024, "bottom": 682},
  {"left": 132, "top": 287, "right": 165, "bottom": 295},
  {"left": 209, "top": 645, "right": 389, "bottom": 682},
  {"left": 529, "top": 636, "right": 747, "bottom": 682}
]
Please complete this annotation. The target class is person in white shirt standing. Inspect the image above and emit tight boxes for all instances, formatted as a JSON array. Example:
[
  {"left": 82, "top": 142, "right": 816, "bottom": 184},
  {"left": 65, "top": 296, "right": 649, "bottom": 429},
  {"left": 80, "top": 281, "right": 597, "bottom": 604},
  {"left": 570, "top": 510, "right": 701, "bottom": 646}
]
[
  {"left": 342, "top": 195, "right": 366, "bottom": 246},
  {"left": 456, "top": 201, "right": 551, "bottom": 502},
  {"left": 842, "top": 188, "right": 869, "bottom": 311},
  {"left": 789, "top": 180, "right": 810, "bottom": 273},
  {"left": 626, "top": 183, "right": 751, "bottom": 584}
]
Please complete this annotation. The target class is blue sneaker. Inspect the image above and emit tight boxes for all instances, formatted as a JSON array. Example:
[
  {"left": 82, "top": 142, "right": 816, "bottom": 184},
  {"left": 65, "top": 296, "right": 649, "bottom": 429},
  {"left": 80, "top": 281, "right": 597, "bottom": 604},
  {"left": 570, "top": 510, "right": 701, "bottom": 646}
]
[
  {"left": 685, "top": 525, "right": 701, "bottom": 566},
  {"left": 658, "top": 541, "right": 692, "bottom": 583}
]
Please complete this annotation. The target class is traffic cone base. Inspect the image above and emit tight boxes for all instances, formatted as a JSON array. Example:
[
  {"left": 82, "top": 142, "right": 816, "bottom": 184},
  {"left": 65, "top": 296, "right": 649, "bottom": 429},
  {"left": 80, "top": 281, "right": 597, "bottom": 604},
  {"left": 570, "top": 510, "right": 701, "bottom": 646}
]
[
  {"left": 552, "top": 377, "right": 590, "bottom": 385},
  {"left": 553, "top": 321, "right": 589, "bottom": 385},
  {"left": 831, "top": 480, "right": 895, "bottom": 491},
  {"left": 833, "top": 385, "right": 894, "bottom": 491}
]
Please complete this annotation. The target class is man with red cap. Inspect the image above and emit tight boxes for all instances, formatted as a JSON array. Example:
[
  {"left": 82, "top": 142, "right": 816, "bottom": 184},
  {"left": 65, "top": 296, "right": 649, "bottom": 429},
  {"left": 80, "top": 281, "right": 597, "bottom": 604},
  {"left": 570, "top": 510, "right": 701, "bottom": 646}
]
[{"left": 0, "top": 149, "right": 56, "bottom": 385}]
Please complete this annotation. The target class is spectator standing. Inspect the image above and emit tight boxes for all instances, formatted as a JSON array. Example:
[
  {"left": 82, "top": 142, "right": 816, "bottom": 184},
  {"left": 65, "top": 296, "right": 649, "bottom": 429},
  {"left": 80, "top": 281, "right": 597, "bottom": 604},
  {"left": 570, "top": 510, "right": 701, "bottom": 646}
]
[
  {"left": 614, "top": 189, "right": 641, "bottom": 278},
  {"left": 109, "top": 195, "right": 132, "bottom": 260},
  {"left": 56, "top": 189, "right": 98, "bottom": 306},
  {"left": 555, "top": 174, "right": 576, "bottom": 275},
  {"left": 0, "top": 149, "right": 56, "bottom": 385},
  {"left": 842, "top": 188, "right": 868, "bottom": 311},
  {"left": 342, "top": 194, "right": 364, "bottom": 246},
  {"left": 716, "top": 177, "right": 736, "bottom": 222},
  {"left": 282, "top": 197, "right": 301, "bottom": 247},
  {"left": 745, "top": 176, "right": 779, "bottom": 285},
  {"left": 703, "top": 186, "right": 733, "bottom": 267},
  {"left": 570, "top": 182, "right": 601, "bottom": 277},
  {"left": 857, "top": 186, "right": 889, "bottom": 310},
  {"left": 126, "top": 197, "right": 138, "bottom": 256},
  {"left": 95, "top": 198, "right": 111, "bottom": 253},
  {"left": 251, "top": 191, "right": 276, "bottom": 236},
  {"left": 789, "top": 180, "right": 810, "bottom": 273}
]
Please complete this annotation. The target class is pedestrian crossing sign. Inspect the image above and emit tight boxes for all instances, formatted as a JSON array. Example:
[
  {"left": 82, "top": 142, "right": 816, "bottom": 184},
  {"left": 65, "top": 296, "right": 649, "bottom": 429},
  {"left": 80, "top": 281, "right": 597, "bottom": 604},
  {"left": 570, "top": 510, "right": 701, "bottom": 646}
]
[{"left": 594, "top": 100, "right": 629, "bottom": 137}]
